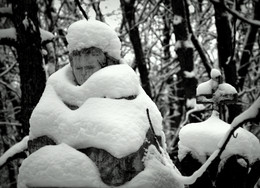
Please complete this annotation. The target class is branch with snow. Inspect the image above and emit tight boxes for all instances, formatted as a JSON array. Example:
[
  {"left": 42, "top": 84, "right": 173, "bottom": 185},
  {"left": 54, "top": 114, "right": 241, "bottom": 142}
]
[
  {"left": 168, "top": 104, "right": 209, "bottom": 152},
  {"left": 0, "top": 28, "right": 17, "bottom": 46},
  {"left": 217, "top": 96, "right": 260, "bottom": 156},
  {"left": 0, "top": 136, "right": 28, "bottom": 167},
  {"left": 0, "top": 6, "right": 12, "bottom": 17},
  {"left": 0, "top": 27, "right": 54, "bottom": 46},
  {"left": 40, "top": 28, "right": 55, "bottom": 45},
  {"left": 174, "top": 96, "right": 260, "bottom": 185}
]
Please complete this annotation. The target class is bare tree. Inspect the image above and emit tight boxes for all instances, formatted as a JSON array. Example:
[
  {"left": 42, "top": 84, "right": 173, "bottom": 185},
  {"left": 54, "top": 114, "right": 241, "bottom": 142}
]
[
  {"left": 171, "top": 0, "right": 198, "bottom": 127},
  {"left": 120, "top": 0, "right": 152, "bottom": 97}
]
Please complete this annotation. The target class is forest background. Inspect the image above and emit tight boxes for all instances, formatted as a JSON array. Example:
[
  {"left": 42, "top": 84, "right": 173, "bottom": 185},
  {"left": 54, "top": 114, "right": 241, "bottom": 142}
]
[{"left": 0, "top": 0, "right": 259, "bottom": 187}]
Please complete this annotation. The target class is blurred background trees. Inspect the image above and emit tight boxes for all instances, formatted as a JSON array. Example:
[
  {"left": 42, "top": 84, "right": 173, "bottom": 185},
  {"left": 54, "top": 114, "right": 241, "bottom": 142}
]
[{"left": 0, "top": 0, "right": 259, "bottom": 187}]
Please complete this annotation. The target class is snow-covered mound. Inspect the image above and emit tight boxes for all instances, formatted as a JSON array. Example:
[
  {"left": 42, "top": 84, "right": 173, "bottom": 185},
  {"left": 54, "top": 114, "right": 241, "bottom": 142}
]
[
  {"left": 178, "top": 111, "right": 260, "bottom": 163},
  {"left": 29, "top": 64, "right": 163, "bottom": 158},
  {"left": 18, "top": 144, "right": 107, "bottom": 188},
  {"left": 18, "top": 144, "right": 184, "bottom": 188}
]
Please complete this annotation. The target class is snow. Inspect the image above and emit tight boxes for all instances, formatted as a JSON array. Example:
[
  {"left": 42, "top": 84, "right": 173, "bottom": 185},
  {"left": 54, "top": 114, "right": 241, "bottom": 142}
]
[
  {"left": 0, "top": 6, "right": 12, "bottom": 14},
  {"left": 18, "top": 62, "right": 186, "bottom": 187},
  {"left": 178, "top": 111, "right": 260, "bottom": 164},
  {"left": 0, "top": 27, "right": 54, "bottom": 43},
  {"left": 183, "top": 70, "right": 196, "bottom": 78},
  {"left": 217, "top": 83, "right": 237, "bottom": 94},
  {"left": 173, "top": 15, "right": 183, "bottom": 25},
  {"left": 196, "top": 68, "right": 237, "bottom": 96},
  {"left": 40, "top": 28, "right": 55, "bottom": 42},
  {"left": 18, "top": 144, "right": 184, "bottom": 188},
  {"left": 66, "top": 19, "right": 121, "bottom": 60},
  {"left": 0, "top": 136, "right": 28, "bottom": 167},
  {"left": 124, "top": 145, "right": 184, "bottom": 188},
  {"left": 0, "top": 28, "right": 16, "bottom": 40},
  {"left": 29, "top": 64, "right": 163, "bottom": 158},
  {"left": 210, "top": 68, "right": 221, "bottom": 79},
  {"left": 18, "top": 144, "right": 107, "bottom": 188},
  {"left": 196, "top": 79, "right": 212, "bottom": 95}
]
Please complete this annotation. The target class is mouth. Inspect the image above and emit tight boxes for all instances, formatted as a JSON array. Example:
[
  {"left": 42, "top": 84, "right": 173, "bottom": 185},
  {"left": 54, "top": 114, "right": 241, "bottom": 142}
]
[{"left": 27, "top": 128, "right": 162, "bottom": 186}]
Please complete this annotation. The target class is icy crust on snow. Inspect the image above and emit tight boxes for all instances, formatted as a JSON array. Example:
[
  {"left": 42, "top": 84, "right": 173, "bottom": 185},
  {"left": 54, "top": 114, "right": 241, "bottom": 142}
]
[
  {"left": 17, "top": 144, "right": 107, "bottom": 188},
  {"left": 29, "top": 64, "right": 163, "bottom": 158},
  {"left": 66, "top": 19, "right": 121, "bottom": 60},
  {"left": 18, "top": 144, "right": 184, "bottom": 188},
  {"left": 178, "top": 111, "right": 260, "bottom": 164}
]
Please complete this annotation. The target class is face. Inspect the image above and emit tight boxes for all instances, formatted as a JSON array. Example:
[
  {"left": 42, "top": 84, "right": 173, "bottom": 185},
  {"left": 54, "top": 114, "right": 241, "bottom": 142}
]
[{"left": 71, "top": 52, "right": 104, "bottom": 85}]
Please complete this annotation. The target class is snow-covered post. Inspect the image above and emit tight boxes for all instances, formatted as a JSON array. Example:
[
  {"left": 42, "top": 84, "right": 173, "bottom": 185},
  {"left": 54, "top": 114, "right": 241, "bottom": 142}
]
[
  {"left": 178, "top": 69, "right": 260, "bottom": 188},
  {"left": 196, "top": 69, "right": 238, "bottom": 115}
]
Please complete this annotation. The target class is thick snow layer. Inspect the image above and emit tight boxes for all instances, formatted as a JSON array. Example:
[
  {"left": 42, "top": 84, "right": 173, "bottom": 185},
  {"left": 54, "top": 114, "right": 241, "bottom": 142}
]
[
  {"left": 18, "top": 144, "right": 184, "bottom": 188},
  {"left": 66, "top": 19, "right": 121, "bottom": 60},
  {"left": 196, "top": 68, "right": 237, "bottom": 96},
  {"left": 210, "top": 68, "right": 221, "bottom": 79},
  {"left": 196, "top": 80, "right": 237, "bottom": 96},
  {"left": 18, "top": 144, "right": 107, "bottom": 188},
  {"left": 40, "top": 28, "right": 54, "bottom": 42},
  {"left": 178, "top": 111, "right": 260, "bottom": 164},
  {"left": 29, "top": 64, "right": 163, "bottom": 158},
  {"left": 196, "top": 80, "right": 212, "bottom": 95},
  {"left": 0, "top": 28, "right": 16, "bottom": 40}
]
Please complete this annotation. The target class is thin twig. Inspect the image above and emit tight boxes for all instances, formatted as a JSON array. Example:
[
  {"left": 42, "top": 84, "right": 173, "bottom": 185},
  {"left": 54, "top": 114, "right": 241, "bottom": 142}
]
[
  {"left": 0, "top": 62, "right": 17, "bottom": 77},
  {"left": 0, "top": 80, "right": 21, "bottom": 98},
  {"left": 0, "top": 122, "right": 22, "bottom": 126},
  {"left": 210, "top": 0, "right": 260, "bottom": 27},
  {"left": 146, "top": 108, "right": 162, "bottom": 153},
  {"left": 74, "top": 0, "right": 88, "bottom": 20}
]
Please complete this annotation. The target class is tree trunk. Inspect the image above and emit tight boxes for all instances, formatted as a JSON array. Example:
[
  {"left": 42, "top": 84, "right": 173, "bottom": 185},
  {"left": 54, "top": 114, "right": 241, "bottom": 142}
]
[
  {"left": 91, "top": 0, "right": 105, "bottom": 22},
  {"left": 213, "top": 2, "right": 240, "bottom": 123},
  {"left": 120, "top": 0, "right": 152, "bottom": 97},
  {"left": 238, "top": 0, "right": 260, "bottom": 90},
  {"left": 171, "top": 0, "right": 197, "bottom": 128},
  {"left": 12, "top": 0, "right": 46, "bottom": 136}
]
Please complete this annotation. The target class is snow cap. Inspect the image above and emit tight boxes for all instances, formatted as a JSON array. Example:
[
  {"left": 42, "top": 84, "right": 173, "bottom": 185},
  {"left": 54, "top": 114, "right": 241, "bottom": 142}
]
[
  {"left": 66, "top": 19, "right": 121, "bottom": 60},
  {"left": 210, "top": 68, "right": 221, "bottom": 79}
]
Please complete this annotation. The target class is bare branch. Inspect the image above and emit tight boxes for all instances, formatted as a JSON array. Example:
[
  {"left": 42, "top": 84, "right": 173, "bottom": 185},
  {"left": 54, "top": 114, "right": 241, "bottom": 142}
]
[
  {"left": 0, "top": 62, "right": 17, "bottom": 77},
  {"left": 210, "top": 0, "right": 260, "bottom": 27},
  {"left": 0, "top": 122, "right": 22, "bottom": 126},
  {"left": 0, "top": 80, "right": 21, "bottom": 98},
  {"left": 184, "top": 0, "right": 212, "bottom": 77},
  {"left": 74, "top": 0, "right": 88, "bottom": 20}
]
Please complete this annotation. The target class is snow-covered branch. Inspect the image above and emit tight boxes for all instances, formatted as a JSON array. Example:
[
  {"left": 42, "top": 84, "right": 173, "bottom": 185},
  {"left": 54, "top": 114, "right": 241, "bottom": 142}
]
[
  {"left": 175, "top": 96, "right": 260, "bottom": 185},
  {"left": 0, "top": 28, "right": 17, "bottom": 46},
  {"left": 0, "top": 136, "right": 28, "bottom": 167},
  {"left": 40, "top": 28, "right": 55, "bottom": 45},
  {"left": 0, "top": 6, "right": 12, "bottom": 17},
  {"left": 0, "top": 27, "right": 55, "bottom": 46}
]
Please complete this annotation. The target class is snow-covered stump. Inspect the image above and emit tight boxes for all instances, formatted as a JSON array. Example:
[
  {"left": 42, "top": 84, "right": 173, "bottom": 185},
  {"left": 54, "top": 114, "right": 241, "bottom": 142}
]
[{"left": 178, "top": 69, "right": 260, "bottom": 188}]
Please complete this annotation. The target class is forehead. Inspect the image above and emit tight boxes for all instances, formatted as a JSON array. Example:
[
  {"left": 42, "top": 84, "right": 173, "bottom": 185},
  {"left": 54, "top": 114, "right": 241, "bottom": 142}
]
[{"left": 71, "top": 47, "right": 105, "bottom": 57}]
